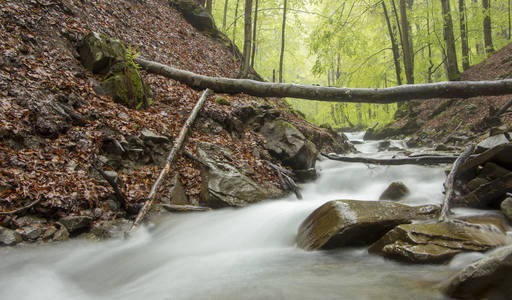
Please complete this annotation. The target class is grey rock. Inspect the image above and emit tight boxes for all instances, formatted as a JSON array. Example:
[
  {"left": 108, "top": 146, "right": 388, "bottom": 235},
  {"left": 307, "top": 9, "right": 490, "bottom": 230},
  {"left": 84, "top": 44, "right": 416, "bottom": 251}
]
[
  {"left": 0, "top": 226, "right": 22, "bottom": 246},
  {"left": 197, "top": 142, "right": 280, "bottom": 208},
  {"left": 296, "top": 200, "right": 440, "bottom": 251},
  {"left": 500, "top": 197, "right": 512, "bottom": 222},
  {"left": 159, "top": 204, "right": 211, "bottom": 213},
  {"left": 442, "top": 244, "right": 512, "bottom": 299},
  {"left": 171, "top": 0, "right": 217, "bottom": 33},
  {"left": 22, "top": 226, "right": 42, "bottom": 241},
  {"left": 59, "top": 216, "right": 92, "bottom": 233},
  {"left": 90, "top": 219, "right": 131, "bottom": 240},
  {"left": 260, "top": 119, "right": 318, "bottom": 171},
  {"left": 369, "top": 217, "right": 510, "bottom": 264},
  {"left": 52, "top": 226, "right": 70, "bottom": 241},
  {"left": 379, "top": 181, "right": 410, "bottom": 201},
  {"left": 78, "top": 32, "right": 126, "bottom": 74},
  {"left": 168, "top": 174, "right": 189, "bottom": 205},
  {"left": 377, "top": 140, "right": 391, "bottom": 151},
  {"left": 15, "top": 215, "right": 47, "bottom": 226},
  {"left": 476, "top": 134, "right": 510, "bottom": 153},
  {"left": 140, "top": 128, "right": 170, "bottom": 144}
]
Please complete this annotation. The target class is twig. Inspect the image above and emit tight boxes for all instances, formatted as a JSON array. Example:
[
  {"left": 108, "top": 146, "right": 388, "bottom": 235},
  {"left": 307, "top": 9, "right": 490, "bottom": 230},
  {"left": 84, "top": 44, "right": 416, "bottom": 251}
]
[
  {"left": 128, "top": 89, "right": 212, "bottom": 233},
  {"left": 93, "top": 162, "right": 128, "bottom": 211},
  {"left": 267, "top": 162, "right": 302, "bottom": 199},
  {"left": 439, "top": 145, "right": 475, "bottom": 221},
  {"left": 0, "top": 198, "right": 43, "bottom": 215},
  {"left": 183, "top": 149, "right": 209, "bottom": 168}
]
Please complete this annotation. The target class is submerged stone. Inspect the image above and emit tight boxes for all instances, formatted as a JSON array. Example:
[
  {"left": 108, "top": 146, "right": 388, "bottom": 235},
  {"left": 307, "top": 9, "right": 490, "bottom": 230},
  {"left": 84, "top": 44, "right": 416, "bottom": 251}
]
[
  {"left": 296, "top": 200, "right": 439, "bottom": 251},
  {"left": 379, "top": 181, "right": 410, "bottom": 201}
]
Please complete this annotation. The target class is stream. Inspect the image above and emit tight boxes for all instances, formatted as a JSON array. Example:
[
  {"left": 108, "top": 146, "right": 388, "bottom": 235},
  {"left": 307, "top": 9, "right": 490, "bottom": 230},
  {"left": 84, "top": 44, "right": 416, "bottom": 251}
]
[{"left": 0, "top": 133, "right": 493, "bottom": 299}]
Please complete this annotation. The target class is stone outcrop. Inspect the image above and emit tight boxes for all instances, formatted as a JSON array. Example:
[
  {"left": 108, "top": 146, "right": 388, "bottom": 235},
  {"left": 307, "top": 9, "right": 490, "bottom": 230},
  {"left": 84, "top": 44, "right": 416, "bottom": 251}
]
[
  {"left": 368, "top": 216, "right": 510, "bottom": 264},
  {"left": 296, "top": 200, "right": 440, "bottom": 251},
  {"left": 170, "top": 0, "right": 217, "bottom": 34},
  {"left": 260, "top": 119, "right": 319, "bottom": 172},
  {"left": 79, "top": 32, "right": 152, "bottom": 109},
  {"left": 442, "top": 244, "right": 512, "bottom": 299},
  {"left": 198, "top": 142, "right": 280, "bottom": 208}
]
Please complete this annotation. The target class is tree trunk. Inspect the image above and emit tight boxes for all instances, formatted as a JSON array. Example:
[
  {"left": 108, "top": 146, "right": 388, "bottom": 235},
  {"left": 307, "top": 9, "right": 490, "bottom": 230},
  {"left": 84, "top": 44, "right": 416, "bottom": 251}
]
[
  {"left": 135, "top": 57, "right": 512, "bottom": 104},
  {"left": 382, "top": 1, "right": 402, "bottom": 86},
  {"left": 129, "top": 89, "right": 212, "bottom": 233},
  {"left": 322, "top": 153, "right": 460, "bottom": 166},
  {"left": 250, "top": 0, "right": 259, "bottom": 68},
  {"left": 482, "top": 0, "right": 495, "bottom": 55},
  {"left": 279, "top": 0, "right": 288, "bottom": 83},
  {"left": 459, "top": 0, "right": 470, "bottom": 70},
  {"left": 239, "top": 0, "right": 253, "bottom": 78},
  {"left": 206, "top": 0, "right": 212, "bottom": 13},
  {"left": 399, "top": 0, "right": 414, "bottom": 84},
  {"left": 441, "top": 0, "right": 460, "bottom": 80},
  {"left": 426, "top": 0, "right": 434, "bottom": 83},
  {"left": 233, "top": 0, "right": 240, "bottom": 44},
  {"left": 509, "top": 0, "right": 511, "bottom": 40},
  {"left": 222, "top": 0, "right": 229, "bottom": 31}
]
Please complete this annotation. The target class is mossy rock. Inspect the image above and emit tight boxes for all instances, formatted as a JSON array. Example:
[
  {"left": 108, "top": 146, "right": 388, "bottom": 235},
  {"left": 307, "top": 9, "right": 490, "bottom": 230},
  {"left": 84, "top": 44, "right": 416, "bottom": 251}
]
[
  {"left": 215, "top": 97, "right": 231, "bottom": 106},
  {"left": 79, "top": 32, "right": 126, "bottom": 74},
  {"left": 101, "top": 66, "right": 152, "bottom": 109},
  {"left": 170, "top": 0, "right": 217, "bottom": 34}
]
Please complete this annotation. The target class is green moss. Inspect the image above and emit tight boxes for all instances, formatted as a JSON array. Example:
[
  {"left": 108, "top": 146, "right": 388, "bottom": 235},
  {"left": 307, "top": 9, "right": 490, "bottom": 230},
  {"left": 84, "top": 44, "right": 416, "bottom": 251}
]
[{"left": 215, "top": 97, "right": 231, "bottom": 106}]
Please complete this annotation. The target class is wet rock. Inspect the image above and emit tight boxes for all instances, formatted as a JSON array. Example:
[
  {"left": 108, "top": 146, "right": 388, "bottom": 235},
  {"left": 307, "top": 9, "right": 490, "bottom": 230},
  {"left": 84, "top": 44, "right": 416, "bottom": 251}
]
[
  {"left": 52, "top": 226, "right": 70, "bottom": 241},
  {"left": 167, "top": 174, "right": 188, "bottom": 205},
  {"left": 296, "top": 200, "right": 440, "bottom": 251},
  {"left": 480, "top": 162, "right": 511, "bottom": 180},
  {"left": 442, "top": 244, "right": 512, "bottom": 299},
  {"left": 460, "top": 143, "right": 512, "bottom": 174},
  {"left": 368, "top": 218, "right": 509, "bottom": 264},
  {"left": 22, "top": 226, "right": 42, "bottom": 241},
  {"left": 0, "top": 226, "right": 22, "bottom": 246},
  {"left": 476, "top": 134, "right": 510, "bottom": 153},
  {"left": 455, "top": 173, "right": 512, "bottom": 208},
  {"left": 91, "top": 219, "right": 131, "bottom": 239},
  {"left": 15, "top": 215, "right": 47, "bottom": 227},
  {"left": 159, "top": 204, "right": 211, "bottom": 212},
  {"left": 466, "top": 177, "right": 489, "bottom": 191},
  {"left": 379, "top": 181, "right": 410, "bottom": 201},
  {"left": 377, "top": 140, "right": 391, "bottom": 151},
  {"left": 293, "top": 168, "right": 317, "bottom": 182},
  {"left": 59, "top": 216, "right": 92, "bottom": 233},
  {"left": 42, "top": 226, "right": 58, "bottom": 240},
  {"left": 260, "top": 119, "right": 318, "bottom": 171},
  {"left": 197, "top": 142, "right": 280, "bottom": 208},
  {"left": 500, "top": 197, "right": 512, "bottom": 221}
]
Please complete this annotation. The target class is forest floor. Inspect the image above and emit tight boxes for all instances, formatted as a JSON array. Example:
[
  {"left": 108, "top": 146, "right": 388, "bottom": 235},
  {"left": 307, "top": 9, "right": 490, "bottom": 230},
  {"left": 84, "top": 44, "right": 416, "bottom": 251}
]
[
  {"left": 0, "top": 0, "right": 347, "bottom": 235},
  {"left": 393, "top": 42, "right": 512, "bottom": 141}
]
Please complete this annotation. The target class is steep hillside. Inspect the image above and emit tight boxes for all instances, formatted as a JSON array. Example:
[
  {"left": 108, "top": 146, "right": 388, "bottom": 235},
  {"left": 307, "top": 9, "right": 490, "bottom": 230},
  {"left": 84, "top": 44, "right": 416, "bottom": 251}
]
[{"left": 0, "top": 0, "right": 351, "bottom": 238}]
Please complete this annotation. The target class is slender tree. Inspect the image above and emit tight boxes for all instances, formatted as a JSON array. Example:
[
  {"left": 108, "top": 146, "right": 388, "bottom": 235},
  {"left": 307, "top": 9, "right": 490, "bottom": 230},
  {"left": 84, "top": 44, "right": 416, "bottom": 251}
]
[
  {"left": 279, "top": 0, "right": 288, "bottom": 83},
  {"left": 382, "top": 1, "right": 402, "bottom": 85},
  {"left": 509, "top": 0, "right": 511, "bottom": 40},
  {"left": 459, "top": 0, "right": 470, "bottom": 70},
  {"left": 222, "top": 0, "right": 229, "bottom": 32},
  {"left": 399, "top": 0, "right": 414, "bottom": 83},
  {"left": 441, "top": 0, "right": 460, "bottom": 80},
  {"left": 482, "top": 0, "right": 495, "bottom": 55},
  {"left": 250, "top": 0, "right": 259, "bottom": 68},
  {"left": 233, "top": 0, "right": 240, "bottom": 44},
  {"left": 206, "top": 0, "right": 212, "bottom": 13},
  {"left": 426, "top": 0, "right": 434, "bottom": 82},
  {"left": 239, "top": 0, "right": 253, "bottom": 78}
]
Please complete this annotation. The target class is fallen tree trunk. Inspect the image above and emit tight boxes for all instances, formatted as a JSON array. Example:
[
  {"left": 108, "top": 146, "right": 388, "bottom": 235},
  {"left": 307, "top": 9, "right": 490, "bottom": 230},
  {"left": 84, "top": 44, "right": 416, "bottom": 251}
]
[
  {"left": 135, "top": 57, "right": 512, "bottom": 104},
  {"left": 439, "top": 145, "right": 475, "bottom": 220},
  {"left": 321, "top": 153, "right": 459, "bottom": 165},
  {"left": 128, "top": 89, "right": 211, "bottom": 233}
]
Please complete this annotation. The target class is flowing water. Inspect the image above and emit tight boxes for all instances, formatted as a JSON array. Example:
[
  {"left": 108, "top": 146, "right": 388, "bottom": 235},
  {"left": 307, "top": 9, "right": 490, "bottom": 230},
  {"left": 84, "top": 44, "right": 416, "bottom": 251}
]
[{"left": 0, "top": 134, "right": 491, "bottom": 300}]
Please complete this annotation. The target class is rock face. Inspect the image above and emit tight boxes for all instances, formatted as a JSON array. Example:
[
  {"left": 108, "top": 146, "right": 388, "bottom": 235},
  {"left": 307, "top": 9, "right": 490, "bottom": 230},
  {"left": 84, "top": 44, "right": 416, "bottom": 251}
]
[
  {"left": 260, "top": 119, "right": 318, "bottom": 171},
  {"left": 0, "top": 226, "right": 22, "bottom": 246},
  {"left": 442, "top": 244, "right": 512, "bottom": 299},
  {"left": 198, "top": 142, "right": 280, "bottom": 208},
  {"left": 379, "top": 181, "right": 410, "bottom": 200},
  {"left": 170, "top": 0, "right": 217, "bottom": 33},
  {"left": 368, "top": 217, "right": 510, "bottom": 264},
  {"left": 78, "top": 32, "right": 152, "bottom": 109},
  {"left": 296, "top": 200, "right": 440, "bottom": 251}
]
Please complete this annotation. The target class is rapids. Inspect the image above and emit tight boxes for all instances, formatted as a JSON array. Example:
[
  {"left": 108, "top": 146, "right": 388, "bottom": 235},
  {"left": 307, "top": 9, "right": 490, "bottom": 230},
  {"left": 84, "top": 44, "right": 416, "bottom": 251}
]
[{"left": 0, "top": 133, "right": 492, "bottom": 299}]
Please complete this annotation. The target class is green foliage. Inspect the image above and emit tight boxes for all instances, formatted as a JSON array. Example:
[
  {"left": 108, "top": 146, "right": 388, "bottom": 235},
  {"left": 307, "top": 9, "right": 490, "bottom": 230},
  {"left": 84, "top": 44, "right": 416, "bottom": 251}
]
[
  {"left": 215, "top": 96, "right": 231, "bottom": 105},
  {"left": 125, "top": 45, "right": 141, "bottom": 70}
]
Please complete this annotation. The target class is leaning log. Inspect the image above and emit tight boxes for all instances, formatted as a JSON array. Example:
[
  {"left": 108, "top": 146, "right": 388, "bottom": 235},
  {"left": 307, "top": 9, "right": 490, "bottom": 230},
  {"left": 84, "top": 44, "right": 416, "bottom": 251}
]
[
  {"left": 128, "top": 89, "right": 211, "bottom": 233},
  {"left": 321, "top": 153, "right": 459, "bottom": 165},
  {"left": 135, "top": 57, "right": 512, "bottom": 104}
]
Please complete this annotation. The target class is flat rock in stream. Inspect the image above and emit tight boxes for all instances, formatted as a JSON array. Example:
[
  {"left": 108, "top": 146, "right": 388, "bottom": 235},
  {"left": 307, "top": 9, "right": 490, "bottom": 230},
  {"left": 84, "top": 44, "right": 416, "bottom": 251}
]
[
  {"left": 368, "top": 216, "right": 510, "bottom": 264},
  {"left": 296, "top": 200, "right": 440, "bottom": 251},
  {"left": 442, "top": 244, "right": 512, "bottom": 299}
]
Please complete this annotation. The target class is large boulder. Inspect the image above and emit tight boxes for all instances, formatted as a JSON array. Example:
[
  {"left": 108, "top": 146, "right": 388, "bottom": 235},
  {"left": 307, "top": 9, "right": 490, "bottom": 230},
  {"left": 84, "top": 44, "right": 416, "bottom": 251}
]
[
  {"left": 170, "top": 0, "right": 217, "bottom": 34},
  {"left": 368, "top": 217, "right": 510, "bottom": 264},
  {"left": 260, "top": 119, "right": 318, "bottom": 171},
  {"left": 442, "top": 244, "right": 512, "bottom": 299},
  {"left": 198, "top": 142, "right": 280, "bottom": 208},
  {"left": 296, "top": 200, "right": 440, "bottom": 251},
  {"left": 475, "top": 134, "right": 510, "bottom": 153},
  {"left": 379, "top": 181, "right": 410, "bottom": 201},
  {"left": 78, "top": 32, "right": 152, "bottom": 109}
]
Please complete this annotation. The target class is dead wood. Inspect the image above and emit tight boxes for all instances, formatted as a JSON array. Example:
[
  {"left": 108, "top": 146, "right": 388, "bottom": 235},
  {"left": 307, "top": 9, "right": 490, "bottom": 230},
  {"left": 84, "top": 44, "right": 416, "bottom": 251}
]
[
  {"left": 439, "top": 145, "right": 475, "bottom": 220},
  {"left": 321, "top": 153, "right": 460, "bottom": 165},
  {"left": 135, "top": 57, "right": 512, "bottom": 104},
  {"left": 0, "top": 198, "right": 43, "bottom": 215},
  {"left": 128, "top": 89, "right": 212, "bottom": 233},
  {"left": 267, "top": 162, "right": 302, "bottom": 199}
]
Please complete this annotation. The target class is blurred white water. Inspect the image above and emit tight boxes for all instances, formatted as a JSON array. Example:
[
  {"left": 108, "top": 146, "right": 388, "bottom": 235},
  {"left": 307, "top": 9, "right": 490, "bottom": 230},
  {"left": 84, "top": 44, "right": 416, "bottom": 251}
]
[{"left": 0, "top": 134, "right": 469, "bottom": 300}]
